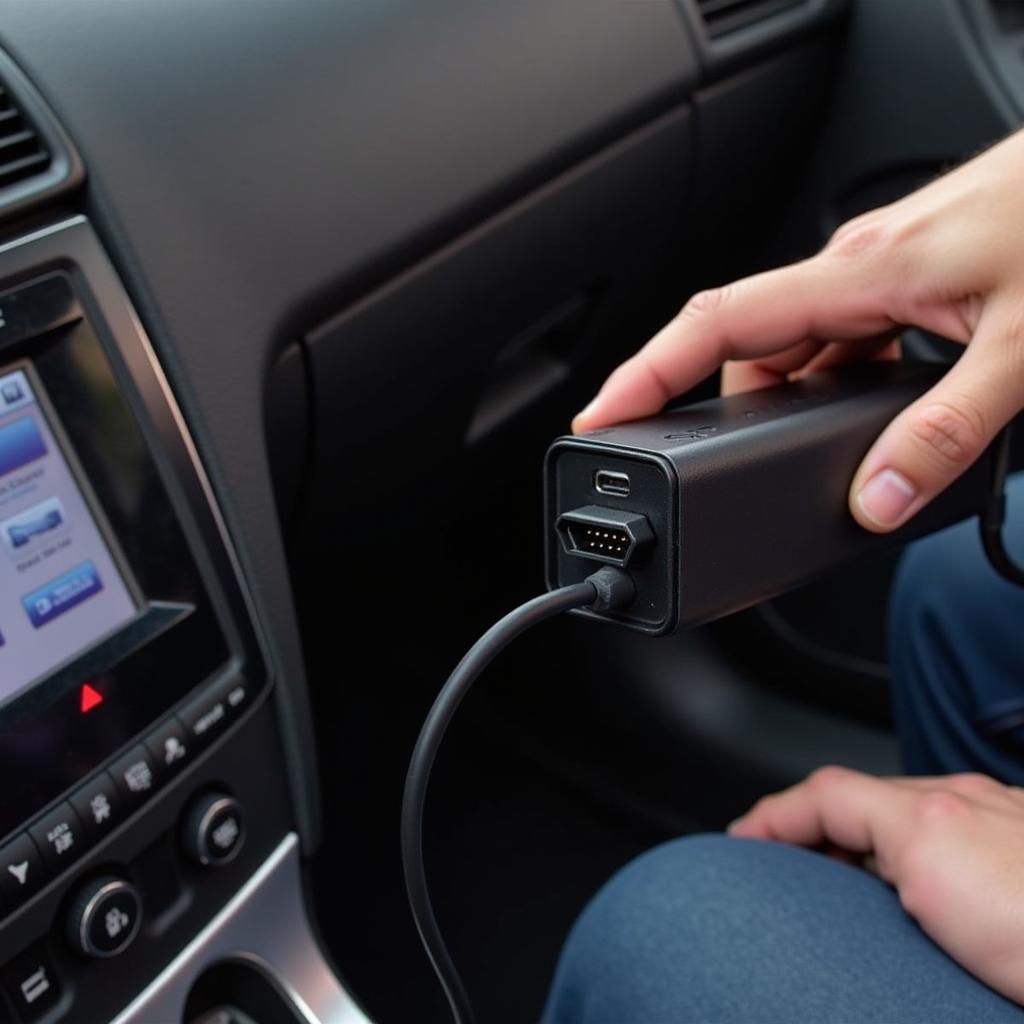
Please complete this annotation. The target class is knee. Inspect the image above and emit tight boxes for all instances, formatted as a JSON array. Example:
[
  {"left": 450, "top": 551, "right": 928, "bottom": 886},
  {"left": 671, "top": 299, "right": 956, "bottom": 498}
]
[
  {"left": 543, "top": 835, "right": 770, "bottom": 1022},
  {"left": 563, "top": 832, "right": 738, "bottom": 943},
  {"left": 545, "top": 835, "right": 920, "bottom": 1023}
]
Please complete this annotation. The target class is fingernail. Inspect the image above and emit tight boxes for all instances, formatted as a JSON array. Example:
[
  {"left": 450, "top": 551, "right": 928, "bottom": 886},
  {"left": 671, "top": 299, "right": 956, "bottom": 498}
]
[
  {"left": 725, "top": 817, "right": 744, "bottom": 834},
  {"left": 572, "top": 399, "right": 600, "bottom": 432},
  {"left": 856, "top": 469, "right": 917, "bottom": 528}
]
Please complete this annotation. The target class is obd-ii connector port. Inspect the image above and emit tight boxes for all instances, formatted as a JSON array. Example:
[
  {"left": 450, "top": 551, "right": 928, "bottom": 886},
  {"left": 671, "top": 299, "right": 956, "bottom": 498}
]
[{"left": 555, "top": 505, "right": 654, "bottom": 568}]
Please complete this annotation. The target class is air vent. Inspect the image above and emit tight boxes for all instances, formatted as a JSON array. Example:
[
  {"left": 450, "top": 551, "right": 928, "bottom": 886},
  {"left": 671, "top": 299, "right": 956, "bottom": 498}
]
[
  {"left": 696, "top": 0, "right": 807, "bottom": 38},
  {"left": 0, "top": 80, "right": 50, "bottom": 189}
]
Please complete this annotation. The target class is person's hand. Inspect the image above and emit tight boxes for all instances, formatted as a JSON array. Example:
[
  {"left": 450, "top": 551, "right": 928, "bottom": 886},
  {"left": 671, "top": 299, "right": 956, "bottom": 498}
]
[
  {"left": 728, "top": 767, "right": 1024, "bottom": 1004},
  {"left": 573, "top": 129, "right": 1024, "bottom": 532}
]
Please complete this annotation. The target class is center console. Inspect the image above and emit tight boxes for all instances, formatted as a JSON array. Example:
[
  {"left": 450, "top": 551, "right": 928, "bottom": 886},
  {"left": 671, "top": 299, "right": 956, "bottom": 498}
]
[{"left": 0, "top": 219, "right": 368, "bottom": 1024}]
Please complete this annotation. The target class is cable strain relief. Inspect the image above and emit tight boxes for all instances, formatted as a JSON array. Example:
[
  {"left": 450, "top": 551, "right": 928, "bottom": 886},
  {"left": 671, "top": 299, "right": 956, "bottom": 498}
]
[{"left": 584, "top": 566, "right": 636, "bottom": 612}]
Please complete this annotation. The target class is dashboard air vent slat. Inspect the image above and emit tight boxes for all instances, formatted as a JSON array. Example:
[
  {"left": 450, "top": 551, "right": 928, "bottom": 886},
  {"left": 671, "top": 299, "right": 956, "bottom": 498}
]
[
  {"left": 0, "top": 82, "right": 50, "bottom": 189},
  {"left": 0, "top": 129, "right": 38, "bottom": 152},
  {"left": 696, "top": 0, "right": 806, "bottom": 38}
]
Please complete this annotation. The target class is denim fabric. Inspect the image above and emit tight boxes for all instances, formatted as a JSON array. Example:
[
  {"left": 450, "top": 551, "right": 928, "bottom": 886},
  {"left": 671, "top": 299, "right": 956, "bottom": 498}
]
[
  {"left": 890, "top": 474, "right": 1024, "bottom": 780},
  {"left": 542, "top": 475, "right": 1024, "bottom": 1024}
]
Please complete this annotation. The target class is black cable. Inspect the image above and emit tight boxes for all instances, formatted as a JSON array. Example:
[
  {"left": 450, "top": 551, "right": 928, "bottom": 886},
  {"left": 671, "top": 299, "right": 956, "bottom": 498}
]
[
  {"left": 402, "top": 567, "right": 635, "bottom": 1024},
  {"left": 981, "top": 427, "right": 1024, "bottom": 587}
]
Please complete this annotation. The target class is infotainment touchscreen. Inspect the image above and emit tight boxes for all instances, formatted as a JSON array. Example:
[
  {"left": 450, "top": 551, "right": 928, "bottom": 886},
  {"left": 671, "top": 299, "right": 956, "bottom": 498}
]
[{"left": 0, "top": 361, "right": 138, "bottom": 706}]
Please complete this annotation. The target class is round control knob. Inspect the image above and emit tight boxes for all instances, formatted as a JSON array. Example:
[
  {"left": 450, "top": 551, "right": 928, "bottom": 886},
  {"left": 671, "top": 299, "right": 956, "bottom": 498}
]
[
  {"left": 67, "top": 875, "right": 142, "bottom": 958},
  {"left": 182, "top": 793, "right": 245, "bottom": 867}
]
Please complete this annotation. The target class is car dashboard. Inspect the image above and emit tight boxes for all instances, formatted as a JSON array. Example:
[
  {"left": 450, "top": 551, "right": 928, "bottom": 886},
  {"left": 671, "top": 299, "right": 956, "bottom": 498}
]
[{"left": 0, "top": 1, "right": 1018, "bottom": 1022}]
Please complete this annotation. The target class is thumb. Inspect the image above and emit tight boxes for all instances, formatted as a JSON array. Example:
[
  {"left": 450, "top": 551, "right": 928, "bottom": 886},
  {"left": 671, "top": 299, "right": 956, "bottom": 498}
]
[{"left": 850, "top": 311, "right": 1022, "bottom": 533}]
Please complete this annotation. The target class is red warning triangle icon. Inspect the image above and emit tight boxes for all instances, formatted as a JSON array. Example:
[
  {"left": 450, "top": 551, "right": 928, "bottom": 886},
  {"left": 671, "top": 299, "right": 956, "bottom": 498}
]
[{"left": 80, "top": 684, "right": 103, "bottom": 713}]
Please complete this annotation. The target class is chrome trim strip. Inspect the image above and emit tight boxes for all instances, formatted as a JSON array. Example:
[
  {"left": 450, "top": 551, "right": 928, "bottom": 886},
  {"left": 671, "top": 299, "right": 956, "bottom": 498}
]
[
  {"left": 0, "top": 213, "right": 84, "bottom": 251},
  {"left": 112, "top": 834, "right": 372, "bottom": 1024}
]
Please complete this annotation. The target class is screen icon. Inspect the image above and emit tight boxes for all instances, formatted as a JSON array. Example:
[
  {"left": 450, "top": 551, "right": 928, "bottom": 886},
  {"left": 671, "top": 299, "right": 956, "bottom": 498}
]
[
  {"left": 1, "top": 379, "right": 24, "bottom": 407},
  {"left": 0, "top": 415, "right": 46, "bottom": 478},
  {"left": 2, "top": 496, "right": 66, "bottom": 553},
  {"left": 80, "top": 683, "right": 103, "bottom": 714},
  {"left": 0, "top": 370, "right": 33, "bottom": 414},
  {"left": 22, "top": 561, "right": 104, "bottom": 630}
]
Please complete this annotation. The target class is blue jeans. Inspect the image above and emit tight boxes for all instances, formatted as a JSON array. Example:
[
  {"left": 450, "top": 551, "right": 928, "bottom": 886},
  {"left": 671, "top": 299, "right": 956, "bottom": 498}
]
[{"left": 543, "top": 476, "right": 1024, "bottom": 1023}]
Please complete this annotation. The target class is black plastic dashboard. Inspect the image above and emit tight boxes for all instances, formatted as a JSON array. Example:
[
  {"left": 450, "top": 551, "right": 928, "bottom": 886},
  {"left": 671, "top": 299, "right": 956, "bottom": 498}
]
[
  {"left": 0, "top": 5, "right": 706, "bottom": 1021},
  {"left": 0, "top": 0, "right": 704, "bottom": 854}
]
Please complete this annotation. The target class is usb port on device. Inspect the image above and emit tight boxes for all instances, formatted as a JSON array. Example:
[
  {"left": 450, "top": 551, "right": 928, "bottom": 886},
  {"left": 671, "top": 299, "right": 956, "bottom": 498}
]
[{"left": 594, "top": 470, "right": 630, "bottom": 498}]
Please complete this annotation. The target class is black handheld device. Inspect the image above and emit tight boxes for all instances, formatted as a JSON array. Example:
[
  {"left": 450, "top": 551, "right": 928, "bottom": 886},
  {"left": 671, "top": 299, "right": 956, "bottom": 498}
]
[
  {"left": 545, "top": 361, "right": 1003, "bottom": 635},
  {"left": 407, "top": 359, "right": 1022, "bottom": 1024}
]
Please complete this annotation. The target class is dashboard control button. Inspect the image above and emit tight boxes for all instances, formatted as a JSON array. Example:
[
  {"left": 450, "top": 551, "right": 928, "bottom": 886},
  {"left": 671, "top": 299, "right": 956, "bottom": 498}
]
[
  {"left": 69, "top": 773, "right": 124, "bottom": 841},
  {"left": 182, "top": 793, "right": 245, "bottom": 867},
  {"left": 223, "top": 678, "right": 250, "bottom": 716},
  {"left": 110, "top": 745, "right": 161, "bottom": 807},
  {"left": 2, "top": 943, "right": 62, "bottom": 1021},
  {"left": 179, "top": 677, "right": 250, "bottom": 751},
  {"left": 0, "top": 834, "right": 44, "bottom": 910},
  {"left": 180, "top": 694, "right": 227, "bottom": 749},
  {"left": 144, "top": 718, "right": 191, "bottom": 777},
  {"left": 28, "top": 803, "right": 85, "bottom": 874},
  {"left": 67, "top": 876, "right": 141, "bottom": 958}
]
